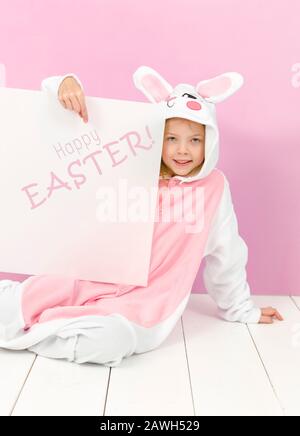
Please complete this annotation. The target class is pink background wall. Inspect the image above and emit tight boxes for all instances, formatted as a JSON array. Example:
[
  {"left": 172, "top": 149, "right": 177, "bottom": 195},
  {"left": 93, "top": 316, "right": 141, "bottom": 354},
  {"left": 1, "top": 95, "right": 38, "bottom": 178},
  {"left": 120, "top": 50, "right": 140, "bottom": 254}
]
[{"left": 0, "top": 0, "right": 299, "bottom": 295}]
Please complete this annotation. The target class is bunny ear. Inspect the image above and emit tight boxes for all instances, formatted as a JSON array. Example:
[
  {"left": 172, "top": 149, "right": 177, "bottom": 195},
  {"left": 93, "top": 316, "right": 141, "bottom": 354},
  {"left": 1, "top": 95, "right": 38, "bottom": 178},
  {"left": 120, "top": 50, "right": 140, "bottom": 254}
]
[
  {"left": 195, "top": 72, "right": 244, "bottom": 104},
  {"left": 0, "top": 63, "right": 6, "bottom": 87},
  {"left": 133, "top": 65, "right": 174, "bottom": 103}
]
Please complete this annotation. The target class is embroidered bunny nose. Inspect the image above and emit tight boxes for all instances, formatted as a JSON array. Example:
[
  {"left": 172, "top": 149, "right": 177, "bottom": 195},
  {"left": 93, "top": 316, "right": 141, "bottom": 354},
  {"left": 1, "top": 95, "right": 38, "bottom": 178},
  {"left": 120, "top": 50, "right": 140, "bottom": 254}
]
[{"left": 186, "top": 101, "right": 202, "bottom": 110}]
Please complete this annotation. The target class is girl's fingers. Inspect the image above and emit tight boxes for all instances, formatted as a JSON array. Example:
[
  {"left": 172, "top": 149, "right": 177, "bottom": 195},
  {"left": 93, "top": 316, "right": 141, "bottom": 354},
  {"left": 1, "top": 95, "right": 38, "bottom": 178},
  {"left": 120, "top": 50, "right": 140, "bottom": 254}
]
[
  {"left": 70, "top": 94, "right": 81, "bottom": 115},
  {"left": 76, "top": 93, "right": 88, "bottom": 122},
  {"left": 61, "top": 95, "right": 74, "bottom": 112},
  {"left": 262, "top": 307, "right": 274, "bottom": 316},
  {"left": 65, "top": 92, "right": 80, "bottom": 114},
  {"left": 260, "top": 316, "right": 274, "bottom": 324},
  {"left": 60, "top": 93, "right": 87, "bottom": 122},
  {"left": 261, "top": 307, "right": 284, "bottom": 322},
  {"left": 58, "top": 77, "right": 87, "bottom": 121},
  {"left": 274, "top": 310, "right": 284, "bottom": 321}
]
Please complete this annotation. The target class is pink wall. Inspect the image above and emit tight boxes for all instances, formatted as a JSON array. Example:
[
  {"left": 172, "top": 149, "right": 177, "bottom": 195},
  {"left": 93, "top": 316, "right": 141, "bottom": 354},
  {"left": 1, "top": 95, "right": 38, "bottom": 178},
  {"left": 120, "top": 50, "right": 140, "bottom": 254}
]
[{"left": 0, "top": 0, "right": 299, "bottom": 295}]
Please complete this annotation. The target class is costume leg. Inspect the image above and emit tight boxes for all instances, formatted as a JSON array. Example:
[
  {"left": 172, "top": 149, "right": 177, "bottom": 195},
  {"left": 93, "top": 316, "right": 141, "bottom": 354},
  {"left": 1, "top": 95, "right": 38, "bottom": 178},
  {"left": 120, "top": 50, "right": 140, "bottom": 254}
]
[
  {"left": 0, "top": 279, "right": 25, "bottom": 339},
  {"left": 0, "top": 278, "right": 137, "bottom": 367},
  {"left": 20, "top": 274, "right": 118, "bottom": 329},
  {"left": 28, "top": 314, "right": 137, "bottom": 367}
]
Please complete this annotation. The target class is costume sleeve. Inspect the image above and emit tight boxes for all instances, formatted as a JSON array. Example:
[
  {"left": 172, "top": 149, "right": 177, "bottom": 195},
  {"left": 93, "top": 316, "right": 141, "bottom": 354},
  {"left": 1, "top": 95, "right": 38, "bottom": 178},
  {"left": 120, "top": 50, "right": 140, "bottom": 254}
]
[
  {"left": 40, "top": 72, "right": 84, "bottom": 95},
  {"left": 202, "top": 174, "right": 261, "bottom": 324}
]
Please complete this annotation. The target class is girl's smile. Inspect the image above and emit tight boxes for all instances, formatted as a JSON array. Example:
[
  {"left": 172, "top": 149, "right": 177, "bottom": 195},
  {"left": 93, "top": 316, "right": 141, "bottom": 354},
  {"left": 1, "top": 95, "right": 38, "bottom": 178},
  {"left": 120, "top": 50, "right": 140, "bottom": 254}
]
[{"left": 173, "top": 159, "right": 193, "bottom": 167}]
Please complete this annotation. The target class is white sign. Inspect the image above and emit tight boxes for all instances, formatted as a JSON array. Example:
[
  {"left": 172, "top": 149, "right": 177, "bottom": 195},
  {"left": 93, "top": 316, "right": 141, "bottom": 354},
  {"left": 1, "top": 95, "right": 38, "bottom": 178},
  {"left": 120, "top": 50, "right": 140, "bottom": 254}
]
[{"left": 0, "top": 87, "right": 165, "bottom": 286}]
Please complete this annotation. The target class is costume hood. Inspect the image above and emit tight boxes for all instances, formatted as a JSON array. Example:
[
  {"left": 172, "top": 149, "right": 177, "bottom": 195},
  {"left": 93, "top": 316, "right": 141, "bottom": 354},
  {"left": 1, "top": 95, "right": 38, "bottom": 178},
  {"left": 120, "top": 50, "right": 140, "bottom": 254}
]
[{"left": 133, "top": 66, "right": 244, "bottom": 183}]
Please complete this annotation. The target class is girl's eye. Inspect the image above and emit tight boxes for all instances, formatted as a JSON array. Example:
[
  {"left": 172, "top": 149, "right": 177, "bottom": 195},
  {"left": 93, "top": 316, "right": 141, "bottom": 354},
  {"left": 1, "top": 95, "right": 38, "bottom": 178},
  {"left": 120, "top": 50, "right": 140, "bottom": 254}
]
[{"left": 166, "top": 137, "right": 201, "bottom": 142}]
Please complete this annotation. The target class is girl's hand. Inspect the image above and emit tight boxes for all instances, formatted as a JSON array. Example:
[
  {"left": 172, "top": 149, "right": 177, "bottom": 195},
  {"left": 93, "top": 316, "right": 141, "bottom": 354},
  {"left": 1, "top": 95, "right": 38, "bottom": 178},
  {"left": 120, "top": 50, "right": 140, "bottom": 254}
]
[
  {"left": 259, "top": 307, "right": 284, "bottom": 324},
  {"left": 58, "top": 76, "right": 88, "bottom": 123}
]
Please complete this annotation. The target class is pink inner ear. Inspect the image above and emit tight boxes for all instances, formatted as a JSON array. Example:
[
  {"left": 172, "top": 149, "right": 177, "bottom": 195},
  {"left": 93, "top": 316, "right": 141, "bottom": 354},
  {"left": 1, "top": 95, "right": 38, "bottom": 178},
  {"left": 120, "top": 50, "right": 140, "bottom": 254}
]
[
  {"left": 197, "top": 76, "right": 232, "bottom": 98},
  {"left": 141, "top": 74, "right": 170, "bottom": 102}
]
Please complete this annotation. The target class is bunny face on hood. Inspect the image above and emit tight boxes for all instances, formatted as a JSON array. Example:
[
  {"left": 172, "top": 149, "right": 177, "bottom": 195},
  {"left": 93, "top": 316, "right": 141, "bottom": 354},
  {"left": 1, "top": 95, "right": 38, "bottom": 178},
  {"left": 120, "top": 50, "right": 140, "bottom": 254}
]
[{"left": 133, "top": 66, "right": 244, "bottom": 183}]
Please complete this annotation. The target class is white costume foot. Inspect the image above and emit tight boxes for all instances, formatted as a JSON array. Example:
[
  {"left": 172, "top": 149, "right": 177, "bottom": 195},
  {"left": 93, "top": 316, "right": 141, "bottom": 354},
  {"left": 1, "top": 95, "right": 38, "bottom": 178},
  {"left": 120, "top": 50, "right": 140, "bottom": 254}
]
[{"left": 0, "top": 279, "right": 25, "bottom": 340}]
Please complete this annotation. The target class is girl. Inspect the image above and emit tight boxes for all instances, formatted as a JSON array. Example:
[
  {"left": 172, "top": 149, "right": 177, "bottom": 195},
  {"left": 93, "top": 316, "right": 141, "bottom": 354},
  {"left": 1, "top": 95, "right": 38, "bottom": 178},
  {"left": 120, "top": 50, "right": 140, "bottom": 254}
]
[{"left": 0, "top": 66, "right": 283, "bottom": 367}]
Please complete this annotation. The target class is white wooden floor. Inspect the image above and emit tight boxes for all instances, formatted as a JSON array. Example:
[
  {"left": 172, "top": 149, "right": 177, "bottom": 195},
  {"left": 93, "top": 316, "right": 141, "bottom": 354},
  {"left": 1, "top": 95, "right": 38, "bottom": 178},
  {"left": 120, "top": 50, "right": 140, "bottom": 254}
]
[{"left": 0, "top": 294, "right": 300, "bottom": 416}]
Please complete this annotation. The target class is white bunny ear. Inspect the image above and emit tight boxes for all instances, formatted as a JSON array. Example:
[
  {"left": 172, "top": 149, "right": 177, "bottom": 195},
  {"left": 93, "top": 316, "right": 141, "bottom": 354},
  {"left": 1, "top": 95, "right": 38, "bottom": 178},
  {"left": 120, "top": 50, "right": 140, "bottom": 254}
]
[
  {"left": 0, "top": 63, "right": 6, "bottom": 87},
  {"left": 133, "top": 65, "right": 174, "bottom": 103},
  {"left": 195, "top": 72, "right": 244, "bottom": 104}
]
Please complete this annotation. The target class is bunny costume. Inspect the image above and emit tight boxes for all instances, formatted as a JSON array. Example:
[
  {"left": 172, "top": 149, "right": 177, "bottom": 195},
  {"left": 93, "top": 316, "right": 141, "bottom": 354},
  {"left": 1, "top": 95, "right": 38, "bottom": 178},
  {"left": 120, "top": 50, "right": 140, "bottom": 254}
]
[{"left": 0, "top": 67, "right": 261, "bottom": 367}]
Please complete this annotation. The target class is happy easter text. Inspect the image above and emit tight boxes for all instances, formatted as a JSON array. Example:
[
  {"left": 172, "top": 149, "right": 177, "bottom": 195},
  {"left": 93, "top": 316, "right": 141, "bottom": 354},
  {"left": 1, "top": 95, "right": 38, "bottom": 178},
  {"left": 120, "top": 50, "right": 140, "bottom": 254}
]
[{"left": 21, "top": 125, "right": 154, "bottom": 210}]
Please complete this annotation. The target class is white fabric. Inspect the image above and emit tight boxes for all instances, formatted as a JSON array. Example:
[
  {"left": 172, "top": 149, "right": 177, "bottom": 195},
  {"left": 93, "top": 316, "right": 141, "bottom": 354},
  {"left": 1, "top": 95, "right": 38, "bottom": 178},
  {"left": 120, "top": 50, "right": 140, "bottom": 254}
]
[
  {"left": 0, "top": 280, "right": 25, "bottom": 340},
  {"left": 41, "top": 73, "right": 84, "bottom": 95},
  {"left": 203, "top": 175, "right": 261, "bottom": 323},
  {"left": 27, "top": 313, "right": 137, "bottom": 367}
]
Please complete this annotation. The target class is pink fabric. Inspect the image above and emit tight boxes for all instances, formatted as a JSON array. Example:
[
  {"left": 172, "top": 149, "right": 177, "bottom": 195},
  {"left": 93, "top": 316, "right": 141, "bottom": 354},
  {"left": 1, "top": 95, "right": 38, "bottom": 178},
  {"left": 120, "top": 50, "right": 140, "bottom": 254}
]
[
  {"left": 187, "top": 101, "right": 202, "bottom": 111},
  {"left": 197, "top": 76, "right": 232, "bottom": 98},
  {"left": 21, "top": 169, "right": 225, "bottom": 329},
  {"left": 141, "top": 74, "right": 170, "bottom": 102}
]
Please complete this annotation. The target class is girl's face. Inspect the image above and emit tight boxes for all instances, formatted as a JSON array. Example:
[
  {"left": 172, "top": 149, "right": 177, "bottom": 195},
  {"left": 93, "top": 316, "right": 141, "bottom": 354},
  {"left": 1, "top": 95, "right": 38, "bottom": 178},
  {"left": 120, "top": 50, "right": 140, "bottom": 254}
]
[{"left": 161, "top": 118, "right": 205, "bottom": 178}]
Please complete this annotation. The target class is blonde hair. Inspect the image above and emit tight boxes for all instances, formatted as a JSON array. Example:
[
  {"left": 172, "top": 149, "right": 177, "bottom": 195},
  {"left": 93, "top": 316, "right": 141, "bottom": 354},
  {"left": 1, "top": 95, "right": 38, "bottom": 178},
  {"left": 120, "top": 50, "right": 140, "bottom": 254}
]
[{"left": 159, "top": 158, "right": 173, "bottom": 179}]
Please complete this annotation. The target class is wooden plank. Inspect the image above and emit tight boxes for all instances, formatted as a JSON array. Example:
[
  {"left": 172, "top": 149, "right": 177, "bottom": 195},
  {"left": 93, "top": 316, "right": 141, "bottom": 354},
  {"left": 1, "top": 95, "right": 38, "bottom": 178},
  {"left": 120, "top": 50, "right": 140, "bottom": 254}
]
[
  {"left": 249, "top": 295, "right": 300, "bottom": 416},
  {"left": 105, "top": 319, "right": 194, "bottom": 416},
  {"left": 182, "top": 294, "right": 283, "bottom": 416},
  {"left": 12, "top": 355, "right": 110, "bottom": 416},
  {"left": 292, "top": 296, "right": 300, "bottom": 311},
  {"left": 8, "top": 295, "right": 298, "bottom": 415},
  {"left": 0, "top": 349, "right": 35, "bottom": 416}
]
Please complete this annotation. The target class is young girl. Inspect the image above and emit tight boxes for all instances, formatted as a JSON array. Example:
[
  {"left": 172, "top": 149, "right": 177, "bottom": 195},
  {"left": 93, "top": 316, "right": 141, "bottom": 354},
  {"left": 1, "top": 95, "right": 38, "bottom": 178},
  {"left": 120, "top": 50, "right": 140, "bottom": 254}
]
[{"left": 0, "top": 66, "right": 283, "bottom": 367}]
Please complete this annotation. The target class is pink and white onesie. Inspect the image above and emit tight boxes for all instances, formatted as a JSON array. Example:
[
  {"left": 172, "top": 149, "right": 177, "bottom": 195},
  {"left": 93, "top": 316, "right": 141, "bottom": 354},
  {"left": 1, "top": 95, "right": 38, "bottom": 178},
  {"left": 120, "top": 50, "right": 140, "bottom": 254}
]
[{"left": 0, "top": 66, "right": 261, "bottom": 367}]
